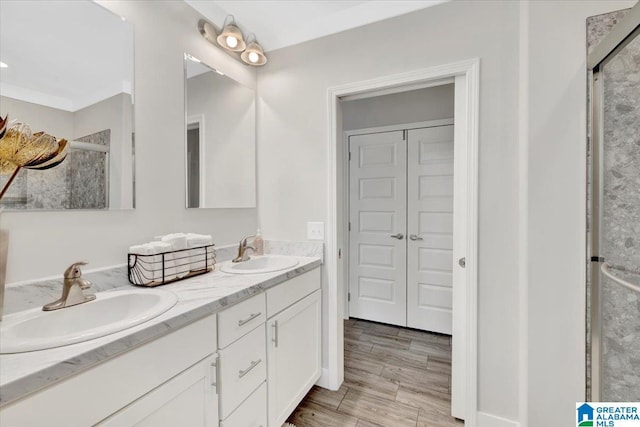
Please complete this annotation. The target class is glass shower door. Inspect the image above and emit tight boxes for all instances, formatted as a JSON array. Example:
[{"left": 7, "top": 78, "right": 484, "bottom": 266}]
[{"left": 589, "top": 9, "right": 640, "bottom": 402}]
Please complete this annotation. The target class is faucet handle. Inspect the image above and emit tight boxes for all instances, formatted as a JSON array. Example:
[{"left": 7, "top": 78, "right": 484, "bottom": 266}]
[
  {"left": 239, "top": 235, "right": 256, "bottom": 246},
  {"left": 64, "top": 261, "right": 88, "bottom": 279}
]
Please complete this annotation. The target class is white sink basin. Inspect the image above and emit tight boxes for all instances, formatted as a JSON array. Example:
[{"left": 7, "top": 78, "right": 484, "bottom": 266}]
[
  {"left": 221, "top": 255, "right": 299, "bottom": 275},
  {"left": 0, "top": 288, "right": 178, "bottom": 354}
]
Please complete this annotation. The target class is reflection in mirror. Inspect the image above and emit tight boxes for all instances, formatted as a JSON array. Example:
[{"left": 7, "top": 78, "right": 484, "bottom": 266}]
[
  {"left": 184, "top": 54, "right": 256, "bottom": 209},
  {"left": 0, "top": 0, "right": 134, "bottom": 210}
]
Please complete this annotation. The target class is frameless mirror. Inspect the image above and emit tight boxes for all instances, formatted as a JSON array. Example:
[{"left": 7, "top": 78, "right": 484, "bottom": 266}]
[
  {"left": 0, "top": 0, "right": 134, "bottom": 210},
  {"left": 184, "top": 54, "right": 256, "bottom": 209}
]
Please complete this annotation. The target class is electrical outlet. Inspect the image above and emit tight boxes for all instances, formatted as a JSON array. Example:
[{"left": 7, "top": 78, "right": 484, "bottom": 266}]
[{"left": 307, "top": 222, "right": 324, "bottom": 241}]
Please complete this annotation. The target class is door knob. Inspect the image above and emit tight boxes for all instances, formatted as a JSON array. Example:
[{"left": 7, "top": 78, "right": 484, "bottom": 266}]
[
  {"left": 459, "top": 257, "right": 466, "bottom": 268},
  {"left": 390, "top": 233, "right": 404, "bottom": 240},
  {"left": 409, "top": 234, "right": 423, "bottom": 241}
]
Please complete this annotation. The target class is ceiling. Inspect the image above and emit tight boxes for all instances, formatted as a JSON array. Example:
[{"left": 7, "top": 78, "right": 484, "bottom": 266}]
[
  {"left": 185, "top": 0, "right": 449, "bottom": 52},
  {"left": 0, "top": 1, "right": 133, "bottom": 112}
]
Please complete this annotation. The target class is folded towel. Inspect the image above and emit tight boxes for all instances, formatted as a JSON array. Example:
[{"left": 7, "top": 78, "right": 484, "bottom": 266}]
[
  {"left": 129, "top": 243, "right": 170, "bottom": 284},
  {"left": 149, "top": 241, "right": 174, "bottom": 282},
  {"left": 187, "top": 233, "right": 213, "bottom": 271},
  {"left": 161, "top": 233, "right": 189, "bottom": 278}
]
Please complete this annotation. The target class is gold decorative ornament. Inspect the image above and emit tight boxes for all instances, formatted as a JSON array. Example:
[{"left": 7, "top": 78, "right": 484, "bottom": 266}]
[{"left": 0, "top": 118, "right": 69, "bottom": 200}]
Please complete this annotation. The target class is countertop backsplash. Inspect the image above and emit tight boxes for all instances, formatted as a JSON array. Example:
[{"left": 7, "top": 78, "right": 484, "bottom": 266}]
[{"left": 2, "top": 240, "right": 323, "bottom": 316}]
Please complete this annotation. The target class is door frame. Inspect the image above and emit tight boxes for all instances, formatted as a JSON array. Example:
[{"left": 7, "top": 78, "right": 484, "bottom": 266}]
[
  {"left": 343, "top": 118, "right": 456, "bottom": 321},
  {"left": 325, "top": 58, "right": 479, "bottom": 425},
  {"left": 186, "top": 114, "right": 205, "bottom": 208}
]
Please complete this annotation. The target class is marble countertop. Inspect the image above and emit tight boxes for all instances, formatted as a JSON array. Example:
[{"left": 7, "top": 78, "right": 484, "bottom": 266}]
[{"left": 0, "top": 255, "right": 321, "bottom": 407}]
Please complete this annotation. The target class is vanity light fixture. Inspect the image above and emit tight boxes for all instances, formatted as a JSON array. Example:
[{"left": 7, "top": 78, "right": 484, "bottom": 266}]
[
  {"left": 216, "top": 15, "right": 246, "bottom": 52},
  {"left": 198, "top": 17, "right": 268, "bottom": 67},
  {"left": 241, "top": 35, "right": 267, "bottom": 66}
]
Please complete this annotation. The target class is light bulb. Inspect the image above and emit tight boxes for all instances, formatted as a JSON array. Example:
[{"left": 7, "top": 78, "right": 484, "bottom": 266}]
[
  {"left": 248, "top": 52, "right": 260, "bottom": 63},
  {"left": 226, "top": 36, "right": 238, "bottom": 48}
]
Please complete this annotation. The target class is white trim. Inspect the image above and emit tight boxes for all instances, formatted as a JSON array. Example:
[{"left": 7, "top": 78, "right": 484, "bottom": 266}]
[
  {"left": 340, "top": 77, "right": 455, "bottom": 102},
  {"left": 477, "top": 412, "right": 520, "bottom": 427},
  {"left": 186, "top": 114, "right": 206, "bottom": 208},
  {"left": 518, "top": 1, "right": 530, "bottom": 426},
  {"left": 343, "top": 118, "right": 454, "bottom": 138},
  {"left": 326, "top": 58, "right": 480, "bottom": 423},
  {"left": 315, "top": 368, "right": 332, "bottom": 389}
]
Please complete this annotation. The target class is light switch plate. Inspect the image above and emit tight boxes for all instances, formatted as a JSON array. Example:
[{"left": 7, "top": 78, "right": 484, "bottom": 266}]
[{"left": 307, "top": 222, "right": 324, "bottom": 241}]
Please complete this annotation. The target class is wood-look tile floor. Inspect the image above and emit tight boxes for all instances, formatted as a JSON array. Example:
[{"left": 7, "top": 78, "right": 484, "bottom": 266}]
[{"left": 287, "top": 319, "right": 464, "bottom": 427}]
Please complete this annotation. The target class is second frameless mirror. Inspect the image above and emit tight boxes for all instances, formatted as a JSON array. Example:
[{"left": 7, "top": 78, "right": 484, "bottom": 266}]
[{"left": 184, "top": 54, "right": 256, "bottom": 209}]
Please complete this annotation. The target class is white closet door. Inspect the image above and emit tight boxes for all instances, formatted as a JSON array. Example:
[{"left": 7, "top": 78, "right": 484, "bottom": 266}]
[
  {"left": 406, "top": 125, "right": 454, "bottom": 334},
  {"left": 348, "top": 131, "right": 407, "bottom": 327}
]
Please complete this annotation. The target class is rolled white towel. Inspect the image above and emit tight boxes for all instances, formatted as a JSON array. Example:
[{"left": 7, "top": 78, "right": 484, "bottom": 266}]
[
  {"left": 161, "top": 233, "right": 189, "bottom": 278},
  {"left": 187, "top": 233, "right": 213, "bottom": 271},
  {"left": 129, "top": 243, "right": 168, "bottom": 284},
  {"left": 149, "top": 241, "right": 174, "bottom": 282}
]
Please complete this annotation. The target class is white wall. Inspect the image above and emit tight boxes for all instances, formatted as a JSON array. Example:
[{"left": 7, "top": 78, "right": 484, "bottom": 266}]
[
  {"left": 0, "top": 96, "right": 74, "bottom": 138},
  {"left": 342, "top": 83, "right": 454, "bottom": 131},
  {"left": 2, "top": 0, "right": 257, "bottom": 283},
  {"left": 257, "top": 1, "right": 521, "bottom": 423},
  {"left": 525, "top": 1, "right": 636, "bottom": 426}
]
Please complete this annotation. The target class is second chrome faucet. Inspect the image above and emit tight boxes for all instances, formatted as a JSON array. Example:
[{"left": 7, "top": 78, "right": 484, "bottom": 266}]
[{"left": 232, "top": 235, "right": 256, "bottom": 263}]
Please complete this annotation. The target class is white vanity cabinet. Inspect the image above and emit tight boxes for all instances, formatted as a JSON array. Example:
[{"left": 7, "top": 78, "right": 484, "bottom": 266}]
[
  {"left": 266, "top": 269, "right": 322, "bottom": 427},
  {"left": 0, "top": 264, "right": 321, "bottom": 427},
  {"left": 0, "top": 314, "right": 219, "bottom": 426},
  {"left": 97, "top": 354, "right": 218, "bottom": 427},
  {"left": 217, "top": 293, "right": 267, "bottom": 424}
]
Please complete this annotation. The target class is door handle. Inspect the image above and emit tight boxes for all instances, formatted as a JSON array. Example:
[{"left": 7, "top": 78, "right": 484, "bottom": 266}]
[
  {"left": 390, "top": 233, "right": 404, "bottom": 240},
  {"left": 238, "top": 359, "right": 262, "bottom": 378},
  {"left": 272, "top": 321, "right": 279, "bottom": 347},
  {"left": 238, "top": 312, "right": 261, "bottom": 327},
  {"left": 459, "top": 257, "right": 466, "bottom": 268},
  {"left": 409, "top": 234, "right": 423, "bottom": 241}
]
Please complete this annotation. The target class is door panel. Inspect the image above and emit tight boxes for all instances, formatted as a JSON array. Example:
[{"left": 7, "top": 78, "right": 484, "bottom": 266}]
[
  {"left": 407, "top": 125, "right": 454, "bottom": 334},
  {"left": 349, "top": 130, "right": 407, "bottom": 326}
]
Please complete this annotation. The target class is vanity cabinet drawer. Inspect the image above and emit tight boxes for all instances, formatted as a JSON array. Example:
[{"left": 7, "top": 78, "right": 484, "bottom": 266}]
[
  {"left": 267, "top": 268, "right": 320, "bottom": 318},
  {"left": 219, "top": 324, "right": 266, "bottom": 419},
  {"left": 220, "top": 381, "right": 267, "bottom": 427},
  {"left": 218, "top": 293, "right": 266, "bottom": 348}
]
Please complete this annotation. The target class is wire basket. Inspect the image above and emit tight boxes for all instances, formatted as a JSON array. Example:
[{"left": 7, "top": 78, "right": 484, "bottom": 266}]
[{"left": 128, "top": 244, "right": 216, "bottom": 287}]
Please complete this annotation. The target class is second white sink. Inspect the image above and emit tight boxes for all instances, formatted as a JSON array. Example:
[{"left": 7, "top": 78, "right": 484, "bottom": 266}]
[
  {"left": 0, "top": 288, "right": 178, "bottom": 354},
  {"left": 221, "top": 255, "right": 299, "bottom": 275}
]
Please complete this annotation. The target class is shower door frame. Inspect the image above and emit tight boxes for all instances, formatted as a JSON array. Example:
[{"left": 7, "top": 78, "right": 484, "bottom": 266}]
[{"left": 587, "top": 2, "right": 640, "bottom": 402}]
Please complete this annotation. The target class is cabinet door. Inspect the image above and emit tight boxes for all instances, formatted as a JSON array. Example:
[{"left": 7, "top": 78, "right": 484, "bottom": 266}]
[
  {"left": 267, "top": 289, "right": 321, "bottom": 427},
  {"left": 98, "top": 354, "right": 218, "bottom": 427}
]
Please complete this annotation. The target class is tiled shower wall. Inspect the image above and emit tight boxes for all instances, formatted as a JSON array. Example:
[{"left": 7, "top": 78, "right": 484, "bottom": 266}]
[
  {"left": 587, "top": 10, "right": 640, "bottom": 401},
  {"left": 0, "top": 129, "right": 109, "bottom": 210}
]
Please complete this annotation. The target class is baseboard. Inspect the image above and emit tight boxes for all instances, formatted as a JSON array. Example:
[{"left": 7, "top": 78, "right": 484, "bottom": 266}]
[
  {"left": 315, "top": 368, "right": 338, "bottom": 390},
  {"left": 477, "top": 412, "right": 520, "bottom": 427}
]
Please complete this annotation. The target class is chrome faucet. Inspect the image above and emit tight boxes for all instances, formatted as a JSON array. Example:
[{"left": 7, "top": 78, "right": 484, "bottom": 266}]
[
  {"left": 232, "top": 235, "right": 256, "bottom": 263},
  {"left": 43, "top": 262, "right": 96, "bottom": 311}
]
